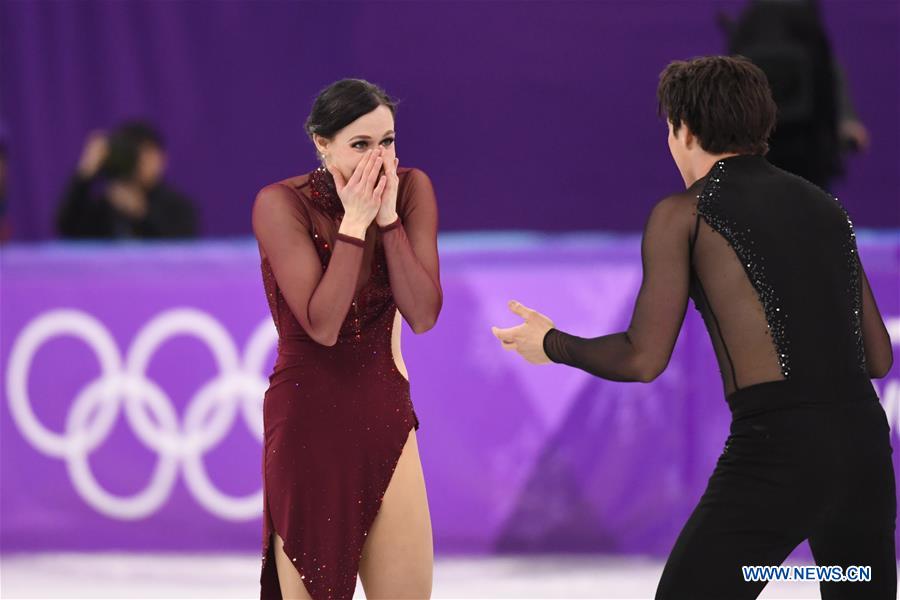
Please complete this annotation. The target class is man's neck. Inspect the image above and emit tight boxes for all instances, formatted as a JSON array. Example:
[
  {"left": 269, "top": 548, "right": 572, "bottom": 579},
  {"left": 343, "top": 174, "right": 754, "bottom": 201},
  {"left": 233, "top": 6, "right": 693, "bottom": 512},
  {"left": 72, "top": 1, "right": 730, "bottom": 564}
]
[{"left": 685, "top": 152, "right": 742, "bottom": 187}]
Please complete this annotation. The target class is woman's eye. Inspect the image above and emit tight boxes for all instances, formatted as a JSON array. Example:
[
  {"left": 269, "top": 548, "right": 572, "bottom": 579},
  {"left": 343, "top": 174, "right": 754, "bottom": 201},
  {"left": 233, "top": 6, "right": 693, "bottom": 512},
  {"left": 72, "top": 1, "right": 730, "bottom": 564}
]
[{"left": 352, "top": 138, "right": 393, "bottom": 150}]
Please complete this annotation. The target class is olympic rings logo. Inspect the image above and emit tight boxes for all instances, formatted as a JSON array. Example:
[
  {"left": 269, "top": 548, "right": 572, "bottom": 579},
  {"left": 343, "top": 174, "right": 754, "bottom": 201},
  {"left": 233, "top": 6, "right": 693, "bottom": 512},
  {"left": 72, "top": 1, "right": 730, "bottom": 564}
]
[
  {"left": 5, "top": 308, "right": 276, "bottom": 521},
  {"left": 5, "top": 310, "right": 900, "bottom": 523}
]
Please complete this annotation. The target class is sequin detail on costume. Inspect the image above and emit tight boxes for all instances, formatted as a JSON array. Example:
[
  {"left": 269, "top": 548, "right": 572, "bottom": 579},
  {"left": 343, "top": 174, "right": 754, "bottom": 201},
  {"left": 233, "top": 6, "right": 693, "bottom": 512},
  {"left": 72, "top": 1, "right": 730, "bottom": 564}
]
[
  {"left": 832, "top": 197, "right": 867, "bottom": 373},
  {"left": 309, "top": 166, "right": 345, "bottom": 217},
  {"left": 697, "top": 160, "right": 792, "bottom": 378}
]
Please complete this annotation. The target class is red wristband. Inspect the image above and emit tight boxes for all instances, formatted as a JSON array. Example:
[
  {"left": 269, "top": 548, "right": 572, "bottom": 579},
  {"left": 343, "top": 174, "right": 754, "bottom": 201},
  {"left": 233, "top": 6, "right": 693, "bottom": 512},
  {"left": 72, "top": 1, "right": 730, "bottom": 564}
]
[
  {"left": 336, "top": 233, "right": 365, "bottom": 247},
  {"left": 378, "top": 216, "right": 401, "bottom": 232}
]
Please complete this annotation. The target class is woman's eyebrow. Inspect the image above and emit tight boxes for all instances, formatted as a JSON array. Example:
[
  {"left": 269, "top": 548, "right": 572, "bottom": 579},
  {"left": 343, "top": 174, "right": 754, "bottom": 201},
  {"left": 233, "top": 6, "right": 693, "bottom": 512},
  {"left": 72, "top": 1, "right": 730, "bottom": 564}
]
[{"left": 349, "top": 130, "right": 395, "bottom": 141}]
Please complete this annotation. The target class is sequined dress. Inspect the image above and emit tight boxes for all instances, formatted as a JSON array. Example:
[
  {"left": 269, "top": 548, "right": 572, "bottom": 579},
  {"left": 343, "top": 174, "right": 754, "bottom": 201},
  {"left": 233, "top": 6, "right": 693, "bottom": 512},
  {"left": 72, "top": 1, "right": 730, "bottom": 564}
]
[
  {"left": 253, "top": 166, "right": 441, "bottom": 600},
  {"left": 543, "top": 154, "right": 896, "bottom": 598}
]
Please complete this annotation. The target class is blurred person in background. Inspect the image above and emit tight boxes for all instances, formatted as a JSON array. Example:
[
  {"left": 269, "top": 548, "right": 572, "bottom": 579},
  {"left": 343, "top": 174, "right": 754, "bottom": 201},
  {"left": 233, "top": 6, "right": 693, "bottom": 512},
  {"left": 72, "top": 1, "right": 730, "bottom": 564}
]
[
  {"left": 833, "top": 60, "right": 870, "bottom": 154},
  {"left": 56, "top": 120, "right": 197, "bottom": 239},
  {"left": 722, "top": 0, "right": 869, "bottom": 190}
]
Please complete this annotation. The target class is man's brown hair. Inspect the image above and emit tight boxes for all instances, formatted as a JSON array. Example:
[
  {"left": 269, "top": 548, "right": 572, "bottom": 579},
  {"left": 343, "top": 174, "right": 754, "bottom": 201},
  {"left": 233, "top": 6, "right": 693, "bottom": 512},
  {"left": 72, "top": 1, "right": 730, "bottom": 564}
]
[{"left": 657, "top": 55, "right": 777, "bottom": 155}]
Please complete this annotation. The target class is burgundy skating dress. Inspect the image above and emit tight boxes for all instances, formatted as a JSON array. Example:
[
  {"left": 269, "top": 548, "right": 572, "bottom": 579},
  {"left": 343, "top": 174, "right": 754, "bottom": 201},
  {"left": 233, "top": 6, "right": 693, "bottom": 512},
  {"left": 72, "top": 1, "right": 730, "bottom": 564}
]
[{"left": 253, "top": 165, "right": 441, "bottom": 599}]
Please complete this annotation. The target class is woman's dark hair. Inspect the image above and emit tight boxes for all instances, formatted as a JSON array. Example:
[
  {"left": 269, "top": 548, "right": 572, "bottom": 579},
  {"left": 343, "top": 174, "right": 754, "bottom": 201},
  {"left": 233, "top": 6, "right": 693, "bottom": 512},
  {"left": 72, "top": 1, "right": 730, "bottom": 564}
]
[
  {"left": 101, "top": 120, "right": 165, "bottom": 180},
  {"left": 304, "top": 79, "right": 397, "bottom": 141},
  {"left": 657, "top": 55, "right": 777, "bottom": 155}
]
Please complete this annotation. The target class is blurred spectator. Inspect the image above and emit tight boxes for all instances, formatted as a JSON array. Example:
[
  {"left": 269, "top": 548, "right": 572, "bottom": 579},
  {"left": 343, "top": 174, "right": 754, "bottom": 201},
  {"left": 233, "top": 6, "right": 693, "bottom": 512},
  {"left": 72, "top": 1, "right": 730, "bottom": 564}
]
[
  {"left": 834, "top": 61, "right": 870, "bottom": 153},
  {"left": 722, "top": 0, "right": 860, "bottom": 189},
  {"left": 57, "top": 120, "right": 198, "bottom": 239}
]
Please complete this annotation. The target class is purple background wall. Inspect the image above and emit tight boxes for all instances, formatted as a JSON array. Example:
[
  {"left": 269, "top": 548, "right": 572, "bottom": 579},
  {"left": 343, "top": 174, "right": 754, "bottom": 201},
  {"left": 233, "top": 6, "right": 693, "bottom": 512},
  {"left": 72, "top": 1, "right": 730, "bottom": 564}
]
[{"left": 1, "top": 0, "right": 898, "bottom": 241}]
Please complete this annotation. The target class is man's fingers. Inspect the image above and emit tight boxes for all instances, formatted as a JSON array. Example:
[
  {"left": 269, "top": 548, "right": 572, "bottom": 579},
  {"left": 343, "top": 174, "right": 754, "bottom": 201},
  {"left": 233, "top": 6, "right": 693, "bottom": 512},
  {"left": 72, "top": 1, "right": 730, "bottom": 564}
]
[
  {"left": 492, "top": 325, "right": 525, "bottom": 353},
  {"left": 491, "top": 325, "right": 516, "bottom": 344},
  {"left": 493, "top": 326, "right": 518, "bottom": 351},
  {"left": 507, "top": 300, "right": 534, "bottom": 321}
]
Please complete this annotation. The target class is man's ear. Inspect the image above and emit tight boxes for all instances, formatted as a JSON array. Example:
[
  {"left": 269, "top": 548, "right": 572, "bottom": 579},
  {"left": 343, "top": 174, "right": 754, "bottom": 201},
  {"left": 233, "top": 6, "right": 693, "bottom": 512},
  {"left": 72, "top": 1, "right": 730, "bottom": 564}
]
[{"left": 682, "top": 125, "right": 696, "bottom": 151}]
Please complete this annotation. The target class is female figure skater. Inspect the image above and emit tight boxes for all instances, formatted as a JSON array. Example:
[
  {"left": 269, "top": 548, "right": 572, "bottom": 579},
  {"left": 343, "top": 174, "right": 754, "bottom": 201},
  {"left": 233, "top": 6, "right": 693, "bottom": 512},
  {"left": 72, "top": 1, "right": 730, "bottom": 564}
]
[
  {"left": 253, "top": 79, "right": 441, "bottom": 599},
  {"left": 492, "top": 56, "right": 895, "bottom": 600}
]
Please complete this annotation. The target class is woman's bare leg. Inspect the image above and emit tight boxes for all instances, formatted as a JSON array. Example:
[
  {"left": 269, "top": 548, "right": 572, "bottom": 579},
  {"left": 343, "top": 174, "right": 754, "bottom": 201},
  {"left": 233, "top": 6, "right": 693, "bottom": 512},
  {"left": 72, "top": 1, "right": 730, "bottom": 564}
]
[
  {"left": 272, "top": 532, "right": 314, "bottom": 600},
  {"left": 358, "top": 428, "right": 434, "bottom": 599}
]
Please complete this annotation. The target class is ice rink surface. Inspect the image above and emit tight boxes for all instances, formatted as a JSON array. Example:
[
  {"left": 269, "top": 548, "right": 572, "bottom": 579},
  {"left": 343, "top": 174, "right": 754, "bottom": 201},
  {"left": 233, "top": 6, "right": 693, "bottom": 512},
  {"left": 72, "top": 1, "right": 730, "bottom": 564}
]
[{"left": 4, "top": 553, "right": 882, "bottom": 599}]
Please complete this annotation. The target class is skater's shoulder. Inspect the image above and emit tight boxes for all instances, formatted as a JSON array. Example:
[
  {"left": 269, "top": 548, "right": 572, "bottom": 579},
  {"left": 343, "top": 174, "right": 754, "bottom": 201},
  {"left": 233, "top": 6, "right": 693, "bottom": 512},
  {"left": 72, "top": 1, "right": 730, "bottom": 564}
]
[
  {"left": 643, "top": 189, "right": 697, "bottom": 237},
  {"left": 652, "top": 185, "right": 700, "bottom": 218},
  {"left": 267, "top": 172, "right": 314, "bottom": 198},
  {"left": 252, "top": 174, "right": 316, "bottom": 234},
  {"left": 396, "top": 166, "right": 435, "bottom": 196},
  {"left": 254, "top": 173, "right": 315, "bottom": 213}
]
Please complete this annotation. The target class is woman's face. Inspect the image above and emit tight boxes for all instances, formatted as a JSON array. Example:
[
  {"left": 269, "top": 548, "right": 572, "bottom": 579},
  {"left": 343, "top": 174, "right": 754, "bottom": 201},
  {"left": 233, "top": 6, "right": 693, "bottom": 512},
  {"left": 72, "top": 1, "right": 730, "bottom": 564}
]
[{"left": 315, "top": 104, "right": 396, "bottom": 183}]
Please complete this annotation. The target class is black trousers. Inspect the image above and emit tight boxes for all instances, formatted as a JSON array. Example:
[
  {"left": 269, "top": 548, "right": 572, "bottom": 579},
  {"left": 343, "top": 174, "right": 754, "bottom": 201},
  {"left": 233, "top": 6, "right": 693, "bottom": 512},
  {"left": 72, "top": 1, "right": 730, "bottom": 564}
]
[{"left": 656, "top": 376, "right": 897, "bottom": 600}]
